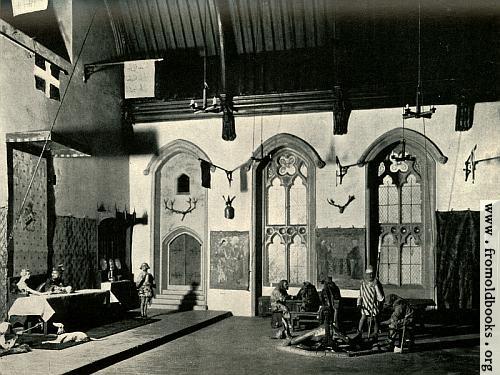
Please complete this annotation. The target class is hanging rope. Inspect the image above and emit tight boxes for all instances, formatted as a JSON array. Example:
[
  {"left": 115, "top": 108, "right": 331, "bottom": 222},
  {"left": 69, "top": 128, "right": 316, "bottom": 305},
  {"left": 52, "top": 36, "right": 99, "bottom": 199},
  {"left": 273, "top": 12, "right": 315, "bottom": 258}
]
[
  {"left": 447, "top": 131, "right": 462, "bottom": 211},
  {"left": 4, "top": 10, "right": 98, "bottom": 253}
]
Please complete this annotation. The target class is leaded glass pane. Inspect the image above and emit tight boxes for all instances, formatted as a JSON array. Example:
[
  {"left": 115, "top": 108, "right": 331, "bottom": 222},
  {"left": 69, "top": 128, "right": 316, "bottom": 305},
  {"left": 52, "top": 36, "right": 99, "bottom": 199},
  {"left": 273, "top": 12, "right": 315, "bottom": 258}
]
[
  {"left": 412, "top": 206, "right": 421, "bottom": 223},
  {"left": 379, "top": 205, "right": 388, "bottom": 223},
  {"left": 411, "top": 245, "right": 421, "bottom": 263},
  {"left": 388, "top": 264, "right": 398, "bottom": 284},
  {"left": 379, "top": 187, "right": 388, "bottom": 205},
  {"left": 267, "top": 178, "right": 285, "bottom": 225},
  {"left": 289, "top": 236, "right": 306, "bottom": 284},
  {"left": 402, "top": 246, "right": 411, "bottom": 264},
  {"left": 401, "top": 265, "right": 411, "bottom": 284},
  {"left": 402, "top": 204, "right": 412, "bottom": 223},
  {"left": 411, "top": 265, "right": 422, "bottom": 284},
  {"left": 382, "top": 234, "right": 395, "bottom": 246},
  {"left": 401, "top": 236, "right": 422, "bottom": 285},
  {"left": 267, "top": 236, "right": 286, "bottom": 284},
  {"left": 380, "top": 247, "right": 388, "bottom": 263},
  {"left": 387, "top": 204, "right": 399, "bottom": 223},
  {"left": 388, "top": 246, "right": 398, "bottom": 263},
  {"left": 290, "top": 177, "right": 307, "bottom": 225},
  {"left": 412, "top": 185, "right": 421, "bottom": 205},
  {"left": 379, "top": 264, "right": 388, "bottom": 283},
  {"left": 387, "top": 184, "right": 398, "bottom": 203},
  {"left": 402, "top": 184, "right": 412, "bottom": 204}
]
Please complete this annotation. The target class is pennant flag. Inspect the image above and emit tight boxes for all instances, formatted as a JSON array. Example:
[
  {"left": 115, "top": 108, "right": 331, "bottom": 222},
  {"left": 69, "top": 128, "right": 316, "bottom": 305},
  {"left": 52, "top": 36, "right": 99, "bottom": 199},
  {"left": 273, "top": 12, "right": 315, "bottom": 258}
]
[
  {"left": 34, "top": 54, "right": 60, "bottom": 100},
  {"left": 124, "top": 60, "right": 157, "bottom": 99},
  {"left": 12, "top": 0, "right": 48, "bottom": 16}
]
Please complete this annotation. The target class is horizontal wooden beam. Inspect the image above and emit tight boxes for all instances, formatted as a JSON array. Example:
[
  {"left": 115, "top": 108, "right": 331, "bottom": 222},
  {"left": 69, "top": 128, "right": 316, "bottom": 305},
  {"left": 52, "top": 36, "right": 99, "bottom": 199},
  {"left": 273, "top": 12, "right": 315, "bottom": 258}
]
[{"left": 128, "top": 79, "right": 498, "bottom": 124}]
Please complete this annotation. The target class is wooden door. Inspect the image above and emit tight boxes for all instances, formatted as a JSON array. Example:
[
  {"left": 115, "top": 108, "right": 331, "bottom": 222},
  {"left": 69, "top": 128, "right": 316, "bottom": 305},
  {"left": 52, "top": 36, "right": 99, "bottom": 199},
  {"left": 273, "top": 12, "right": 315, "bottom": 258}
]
[{"left": 168, "top": 234, "right": 201, "bottom": 286}]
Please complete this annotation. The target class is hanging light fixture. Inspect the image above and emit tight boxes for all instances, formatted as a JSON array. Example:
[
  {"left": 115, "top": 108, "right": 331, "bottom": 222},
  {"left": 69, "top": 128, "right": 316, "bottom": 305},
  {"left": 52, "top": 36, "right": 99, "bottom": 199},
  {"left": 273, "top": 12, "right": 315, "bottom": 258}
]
[
  {"left": 403, "top": 1, "right": 436, "bottom": 120},
  {"left": 189, "top": 0, "right": 222, "bottom": 115}
]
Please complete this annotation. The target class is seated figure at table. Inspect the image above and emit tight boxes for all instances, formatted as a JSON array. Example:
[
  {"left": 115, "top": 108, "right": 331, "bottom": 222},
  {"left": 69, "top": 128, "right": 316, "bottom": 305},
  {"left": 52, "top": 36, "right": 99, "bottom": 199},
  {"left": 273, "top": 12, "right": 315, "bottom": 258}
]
[
  {"left": 16, "top": 268, "right": 41, "bottom": 296},
  {"left": 295, "top": 281, "right": 321, "bottom": 312},
  {"left": 37, "top": 265, "right": 72, "bottom": 294},
  {"left": 114, "top": 258, "right": 123, "bottom": 280},
  {"left": 270, "top": 279, "right": 293, "bottom": 339}
]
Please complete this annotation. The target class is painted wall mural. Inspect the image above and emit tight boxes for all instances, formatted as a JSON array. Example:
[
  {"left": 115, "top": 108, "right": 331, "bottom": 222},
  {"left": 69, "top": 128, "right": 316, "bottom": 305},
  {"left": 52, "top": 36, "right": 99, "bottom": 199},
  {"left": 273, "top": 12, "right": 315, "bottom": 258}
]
[
  {"left": 210, "top": 231, "right": 249, "bottom": 290},
  {"left": 316, "top": 227, "right": 365, "bottom": 289}
]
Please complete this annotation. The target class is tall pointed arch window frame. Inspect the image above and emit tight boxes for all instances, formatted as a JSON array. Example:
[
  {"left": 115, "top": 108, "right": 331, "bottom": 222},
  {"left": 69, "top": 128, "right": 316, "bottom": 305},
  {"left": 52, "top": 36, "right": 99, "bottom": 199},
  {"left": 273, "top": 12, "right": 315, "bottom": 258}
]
[
  {"left": 358, "top": 128, "right": 447, "bottom": 299},
  {"left": 251, "top": 134, "right": 326, "bottom": 299}
]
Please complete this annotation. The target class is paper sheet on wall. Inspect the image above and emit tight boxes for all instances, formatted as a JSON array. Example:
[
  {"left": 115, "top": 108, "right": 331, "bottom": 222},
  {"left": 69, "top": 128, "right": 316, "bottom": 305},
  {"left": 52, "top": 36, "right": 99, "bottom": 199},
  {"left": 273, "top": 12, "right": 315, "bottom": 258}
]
[
  {"left": 12, "top": 0, "right": 48, "bottom": 16},
  {"left": 124, "top": 60, "right": 157, "bottom": 99}
]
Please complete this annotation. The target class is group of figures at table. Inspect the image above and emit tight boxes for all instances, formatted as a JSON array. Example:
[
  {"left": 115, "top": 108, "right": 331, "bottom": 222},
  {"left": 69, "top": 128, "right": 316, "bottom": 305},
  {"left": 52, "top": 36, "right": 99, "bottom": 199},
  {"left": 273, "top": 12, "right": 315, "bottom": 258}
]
[
  {"left": 271, "top": 265, "right": 415, "bottom": 351},
  {"left": 15, "top": 262, "right": 156, "bottom": 318},
  {"left": 16, "top": 265, "right": 73, "bottom": 296}
]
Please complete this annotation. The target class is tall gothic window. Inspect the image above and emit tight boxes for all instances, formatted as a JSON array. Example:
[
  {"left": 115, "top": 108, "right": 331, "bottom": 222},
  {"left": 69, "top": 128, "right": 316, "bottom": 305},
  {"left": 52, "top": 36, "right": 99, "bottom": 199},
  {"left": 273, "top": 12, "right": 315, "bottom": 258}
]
[
  {"left": 264, "top": 151, "right": 309, "bottom": 286},
  {"left": 377, "top": 147, "right": 424, "bottom": 286}
]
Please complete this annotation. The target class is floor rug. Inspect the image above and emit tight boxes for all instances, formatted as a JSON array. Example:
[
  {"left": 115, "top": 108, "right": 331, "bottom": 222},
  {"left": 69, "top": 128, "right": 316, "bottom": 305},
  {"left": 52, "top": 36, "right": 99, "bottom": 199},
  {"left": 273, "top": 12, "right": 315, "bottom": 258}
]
[{"left": 17, "top": 316, "right": 159, "bottom": 350}]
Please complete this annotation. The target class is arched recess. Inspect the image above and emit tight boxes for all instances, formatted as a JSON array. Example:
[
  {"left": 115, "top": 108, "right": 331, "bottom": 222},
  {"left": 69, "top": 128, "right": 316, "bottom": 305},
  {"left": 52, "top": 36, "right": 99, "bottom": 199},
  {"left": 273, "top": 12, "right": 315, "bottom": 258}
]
[
  {"left": 251, "top": 133, "right": 325, "bottom": 315},
  {"left": 145, "top": 140, "right": 210, "bottom": 295},
  {"left": 358, "top": 128, "right": 448, "bottom": 166},
  {"left": 360, "top": 128, "right": 447, "bottom": 300}
]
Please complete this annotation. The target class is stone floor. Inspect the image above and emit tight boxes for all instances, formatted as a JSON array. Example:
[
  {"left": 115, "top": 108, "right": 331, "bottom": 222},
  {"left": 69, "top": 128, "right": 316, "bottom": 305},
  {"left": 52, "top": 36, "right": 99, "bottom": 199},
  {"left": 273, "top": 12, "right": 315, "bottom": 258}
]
[
  {"left": 96, "top": 316, "right": 479, "bottom": 375},
  {"left": 0, "top": 309, "right": 479, "bottom": 375},
  {"left": 0, "top": 309, "right": 231, "bottom": 375}
]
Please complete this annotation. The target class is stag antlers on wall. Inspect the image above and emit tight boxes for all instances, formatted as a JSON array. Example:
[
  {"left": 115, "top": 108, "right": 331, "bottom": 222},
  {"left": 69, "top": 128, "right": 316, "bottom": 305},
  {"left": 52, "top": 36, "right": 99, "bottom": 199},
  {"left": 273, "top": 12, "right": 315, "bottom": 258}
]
[
  {"left": 164, "top": 197, "right": 198, "bottom": 221},
  {"left": 327, "top": 195, "right": 355, "bottom": 213}
]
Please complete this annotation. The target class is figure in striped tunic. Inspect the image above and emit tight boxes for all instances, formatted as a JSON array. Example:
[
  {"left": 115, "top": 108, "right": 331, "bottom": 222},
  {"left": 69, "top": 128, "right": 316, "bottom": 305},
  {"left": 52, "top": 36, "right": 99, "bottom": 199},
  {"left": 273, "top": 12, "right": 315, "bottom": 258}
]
[{"left": 354, "top": 265, "right": 385, "bottom": 341}]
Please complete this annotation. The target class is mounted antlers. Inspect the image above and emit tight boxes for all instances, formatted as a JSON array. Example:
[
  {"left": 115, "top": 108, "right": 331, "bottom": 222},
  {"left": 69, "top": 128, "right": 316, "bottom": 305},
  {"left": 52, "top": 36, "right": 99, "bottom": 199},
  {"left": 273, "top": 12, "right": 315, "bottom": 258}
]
[
  {"left": 164, "top": 197, "right": 198, "bottom": 221},
  {"left": 327, "top": 195, "right": 355, "bottom": 214}
]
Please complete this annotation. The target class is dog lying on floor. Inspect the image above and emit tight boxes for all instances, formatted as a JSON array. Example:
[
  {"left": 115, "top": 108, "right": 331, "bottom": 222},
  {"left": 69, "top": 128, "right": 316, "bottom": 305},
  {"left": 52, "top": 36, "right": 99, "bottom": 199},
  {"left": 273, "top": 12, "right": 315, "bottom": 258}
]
[
  {"left": 0, "top": 322, "right": 17, "bottom": 350},
  {"left": 42, "top": 323, "right": 104, "bottom": 344}
]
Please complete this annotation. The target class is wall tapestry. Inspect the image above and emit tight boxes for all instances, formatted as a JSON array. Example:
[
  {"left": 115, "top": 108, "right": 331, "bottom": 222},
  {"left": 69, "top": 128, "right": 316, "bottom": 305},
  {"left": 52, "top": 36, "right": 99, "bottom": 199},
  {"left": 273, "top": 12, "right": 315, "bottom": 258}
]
[
  {"left": 0, "top": 206, "right": 8, "bottom": 320},
  {"left": 316, "top": 227, "right": 365, "bottom": 289},
  {"left": 12, "top": 149, "right": 47, "bottom": 276},
  {"left": 53, "top": 216, "right": 97, "bottom": 290},
  {"left": 436, "top": 210, "right": 479, "bottom": 310},
  {"left": 210, "top": 231, "right": 249, "bottom": 290}
]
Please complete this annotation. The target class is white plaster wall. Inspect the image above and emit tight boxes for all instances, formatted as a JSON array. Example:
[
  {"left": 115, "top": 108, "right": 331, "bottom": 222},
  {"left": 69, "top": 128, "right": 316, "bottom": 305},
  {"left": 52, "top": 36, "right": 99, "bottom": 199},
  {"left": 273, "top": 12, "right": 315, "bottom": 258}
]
[{"left": 129, "top": 102, "right": 499, "bottom": 315}]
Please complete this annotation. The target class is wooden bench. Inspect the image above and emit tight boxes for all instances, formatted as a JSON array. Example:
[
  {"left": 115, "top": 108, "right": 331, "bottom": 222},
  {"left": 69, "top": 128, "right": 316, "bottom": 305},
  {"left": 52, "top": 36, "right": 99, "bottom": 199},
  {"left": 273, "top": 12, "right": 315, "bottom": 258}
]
[
  {"left": 289, "top": 311, "right": 320, "bottom": 331},
  {"left": 286, "top": 300, "right": 320, "bottom": 331}
]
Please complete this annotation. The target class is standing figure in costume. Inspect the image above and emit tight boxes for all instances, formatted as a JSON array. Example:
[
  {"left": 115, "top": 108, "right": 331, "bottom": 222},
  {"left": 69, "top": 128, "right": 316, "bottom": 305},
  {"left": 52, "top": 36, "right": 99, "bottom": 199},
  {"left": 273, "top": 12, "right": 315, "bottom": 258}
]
[
  {"left": 136, "top": 263, "right": 155, "bottom": 318},
  {"left": 354, "top": 265, "right": 385, "bottom": 341},
  {"left": 270, "top": 279, "right": 292, "bottom": 339}
]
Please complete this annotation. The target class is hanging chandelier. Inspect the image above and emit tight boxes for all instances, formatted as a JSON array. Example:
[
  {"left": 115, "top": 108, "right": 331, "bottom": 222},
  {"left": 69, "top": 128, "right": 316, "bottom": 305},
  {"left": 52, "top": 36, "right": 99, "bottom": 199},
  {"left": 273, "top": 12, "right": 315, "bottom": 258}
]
[{"left": 403, "top": 1, "right": 436, "bottom": 120}]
